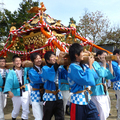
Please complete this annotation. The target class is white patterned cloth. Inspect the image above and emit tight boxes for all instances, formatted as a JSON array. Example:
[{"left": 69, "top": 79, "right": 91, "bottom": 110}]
[
  {"left": 61, "top": 91, "right": 70, "bottom": 113},
  {"left": 107, "top": 79, "right": 111, "bottom": 87},
  {"left": 0, "top": 92, "right": 7, "bottom": 120},
  {"left": 71, "top": 92, "right": 91, "bottom": 105},
  {"left": 113, "top": 81, "right": 120, "bottom": 90},
  {"left": 91, "top": 95, "right": 110, "bottom": 120},
  {"left": 31, "top": 90, "right": 41, "bottom": 102},
  {"left": 43, "top": 91, "right": 63, "bottom": 101}
]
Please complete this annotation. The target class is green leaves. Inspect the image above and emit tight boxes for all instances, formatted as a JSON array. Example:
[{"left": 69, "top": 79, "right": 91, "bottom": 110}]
[{"left": 0, "top": 0, "right": 39, "bottom": 42}]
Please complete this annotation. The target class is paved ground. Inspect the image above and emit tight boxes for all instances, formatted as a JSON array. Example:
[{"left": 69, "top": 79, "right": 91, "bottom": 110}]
[
  {"left": 107, "top": 88, "right": 117, "bottom": 120},
  {"left": 4, "top": 88, "right": 117, "bottom": 120}
]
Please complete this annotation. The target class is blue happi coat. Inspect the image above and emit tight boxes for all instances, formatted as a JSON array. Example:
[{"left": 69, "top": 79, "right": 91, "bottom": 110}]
[
  {"left": 68, "top": 62, "right": 98, "bottom": 105},
  {"left": 91, "top": 61, "right": 113, "bottom": 96},
  {"left": 29, "top": 67, "right": 44, "bottom": 102},
  {"left": 29, "top": 68, "right": 43, "bottom": 89},
  {"left": 111, "top": 61, "right": 120, "bottom": 90},
  {"left": 58, "top": 65, "right": 69, "bottom": 91},
  {"left": 41, "top": 65, "right": 63, "bottom": 101},
  {"left": 4, "top": 67, "right": 30, "bottom": 96},
  {"left": 0, "top": 70, "right": 8, "bottom": 92}
]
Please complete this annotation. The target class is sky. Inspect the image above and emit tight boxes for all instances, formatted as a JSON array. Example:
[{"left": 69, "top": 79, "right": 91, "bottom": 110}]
[{"left": 1, "top": 0, "right": 120, "bottom": 27}]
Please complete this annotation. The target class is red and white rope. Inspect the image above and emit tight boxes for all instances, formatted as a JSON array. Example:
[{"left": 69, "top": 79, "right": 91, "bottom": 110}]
[
  {"left": 4, "top": 34, "right": 11, "bottom": 48},
  {"left": 4, "top": 44, "right": 47, "bottom": 55},
  {"left": 17, "top": 13, "right": 39, "bottom": 32},
  {"left": 1, "top": 11, "right": 94, "bottom": 56}
]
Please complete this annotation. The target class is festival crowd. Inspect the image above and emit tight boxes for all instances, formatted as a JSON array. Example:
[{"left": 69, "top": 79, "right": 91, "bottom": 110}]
[{"left": 0, "top": 43, "right": 120, "bottom": 120}]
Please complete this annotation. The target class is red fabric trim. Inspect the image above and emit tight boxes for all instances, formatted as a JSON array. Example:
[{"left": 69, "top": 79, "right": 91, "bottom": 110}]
[{"left": 70, "top": 103, "right": 76, "bottom": 120}]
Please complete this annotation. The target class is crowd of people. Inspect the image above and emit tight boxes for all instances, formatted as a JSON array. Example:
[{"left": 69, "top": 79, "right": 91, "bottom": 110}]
[{"left": 0, "top": 43, "right": 120, "bottom": 120}]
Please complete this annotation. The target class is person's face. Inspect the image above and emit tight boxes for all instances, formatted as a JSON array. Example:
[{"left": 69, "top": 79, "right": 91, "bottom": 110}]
[
  {"left": 13, "top": 58, "right": 22, "bottom": 68},
  {"left": 75, "top": 51, "right": 84, "bottom": 62},
  {"left": 98, "top": 52, "right": 107, "bottom": 58},
  {"left": 102, "top": 52, "right": 107, "bottom": 57},
  {"left": 47, "top": 54, "right": 57, "bottom": 64},
  {"left": 0, "top": 59, "right": 6, "bottom": 68},
  {"left": 34, "top": 55, "right": 42, "bottom": 66},
  {"left": 115, "top": 53, "right": 120, "bottom": 57}
]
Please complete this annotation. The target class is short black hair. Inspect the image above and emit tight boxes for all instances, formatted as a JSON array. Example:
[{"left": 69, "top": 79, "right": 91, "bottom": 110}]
[
  {"left": 12, "top": 55, "right": 21, "bottom": 62},
  {"left": 96, "top": 50, "right": 107, "bottom": 56},
  {"left": 0, "top": 57, "right": 5, "bottom": 60},
  {"left": 44, "top": 51, "right": 55, "bottom": 64},
  {"left": 69, "top": 43, "right": 83, "bottom": 62},
  {"left": 30, "top": 52, "right": 41, "bottom": 62},
  {"left": 113, "top": 49, "right": 120, "bottom": 55}
]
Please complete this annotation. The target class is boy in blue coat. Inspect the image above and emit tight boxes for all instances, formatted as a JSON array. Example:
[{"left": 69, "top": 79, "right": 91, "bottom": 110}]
[
  {"left": 91, "top": 50, "right": 113, "bottom": 120},
  {"left": 111, "top": 49, "right": 120, "bottom": 120},
  {"left": 28, "top": 52, "right": 44, "bottom": 120},
  {"left": 68, "top": 43, "right": 100, "bottom": 120},
  {"left": 0, "top": 57, "right": 9, "bottom": 120},
  {"left": 41, "top": 51, "right": 65, "bottom": 120},
  {"left": 4, "top": 55, "right": 30, "bottom": 120}
]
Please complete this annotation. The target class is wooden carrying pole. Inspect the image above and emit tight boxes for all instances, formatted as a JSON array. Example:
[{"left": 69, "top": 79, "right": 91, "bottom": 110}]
[{"left": 5, "top": 54, "right": 118, "bottom": 69}]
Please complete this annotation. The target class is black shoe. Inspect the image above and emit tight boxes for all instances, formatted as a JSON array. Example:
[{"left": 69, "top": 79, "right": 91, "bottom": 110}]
[
  {"left": 22, "top": 119, "right": 27, "bottom": 120},
  {"left": 12, "top": 118, "right": 16, "bottom": 120},
  {"left": 115, "top": 94, "right": 117, "bottom": 99},
  {"left": 66, "top": 105, "right": 70, "bottom": 115},
  {"left": 29, "top": 104, "right": 32, "bottom": 108}
]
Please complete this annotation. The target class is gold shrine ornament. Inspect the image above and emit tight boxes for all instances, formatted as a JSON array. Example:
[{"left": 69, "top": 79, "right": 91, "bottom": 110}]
[{"left": 10, "top": 26, "right": 16, "bottom": 31}]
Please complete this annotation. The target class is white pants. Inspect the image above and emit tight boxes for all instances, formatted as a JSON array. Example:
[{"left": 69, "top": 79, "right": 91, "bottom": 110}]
[
  {"left": 32, "top": 101, "right": 43, "bottom": 120},
  {"left": 12, "top": 91, "right": 29, "bottom": 119},
  {"left": 107, "top": 95, "right": 111, "bottom": 111},
  {"left": 0, "top": 92, "right": 7, "bottom": 120},
  {"left": 115, "top": 90, "right": 120, "bottom": 119},
  {"left": 107, "top": 80, "right": 111, "bottom": 87},
  {"left": 27, "top": 83, "right": 32, "bottom": 105},
  {"left": 61, "top": 91, "right": 70, "bottom": 113},
  {"left": 91, "top": 95, "right": 110, "bottom": 120}
]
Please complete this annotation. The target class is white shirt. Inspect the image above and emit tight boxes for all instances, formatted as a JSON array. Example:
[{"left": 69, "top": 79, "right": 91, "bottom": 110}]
[
  {"left": 16, "top": 69, "right": 22, "bottom": 84},
  {"left": 0, "top": 69, "right": 4, "bottom": 76},
  {"left": 55, "top": 71, "right": 58, "bottom": 85},
  {"left": 35, "top": 65, "right": 41, "bottom": 74}
]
